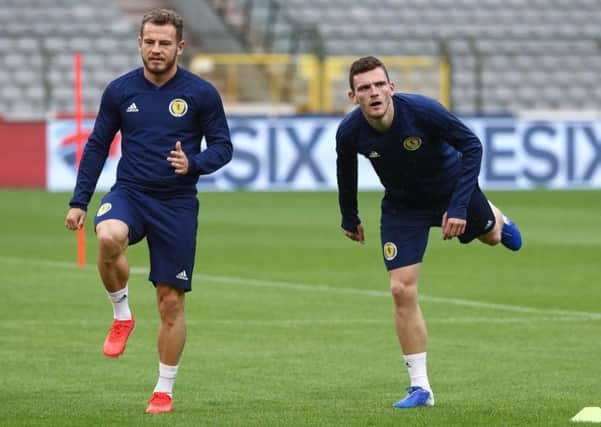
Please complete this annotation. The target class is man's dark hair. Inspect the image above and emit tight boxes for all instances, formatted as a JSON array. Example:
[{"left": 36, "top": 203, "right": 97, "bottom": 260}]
[
  {"left": 140, "top": 9, "right": 184, "bottom": 42},
  {"left": 349, "top": 56, "right": 390, "bottom": 91}
]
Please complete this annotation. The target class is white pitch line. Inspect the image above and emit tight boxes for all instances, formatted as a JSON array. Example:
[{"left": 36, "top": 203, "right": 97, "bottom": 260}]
[
  {"left": 194, "top": 272, "right": 601, "bottom": 320},
  {"left": 2, "top": 255, "right": 601, "bottom": 320},
  {"left": 0, "top": 316, "right": 595, "bottom": 328}
]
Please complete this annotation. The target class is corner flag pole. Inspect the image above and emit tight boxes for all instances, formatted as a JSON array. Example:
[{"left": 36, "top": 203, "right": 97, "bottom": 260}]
[{"left": 74, "top": 52, "right": 86, "bottom": 267}]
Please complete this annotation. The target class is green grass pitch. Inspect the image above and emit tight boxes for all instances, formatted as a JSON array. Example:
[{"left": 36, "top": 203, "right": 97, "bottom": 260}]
[{"left": 1, "top": 189, "right": 600, "bottom": 426}]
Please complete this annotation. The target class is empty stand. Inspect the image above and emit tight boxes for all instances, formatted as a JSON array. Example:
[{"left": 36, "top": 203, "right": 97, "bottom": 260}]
[
  {"left": 233, "top": 0, "right": 601, "bottom": 114},
  {"left": 0, "top": 0, "right": 600, "bottom": 118},
  {"left": 0, "top": 0, "right": 139, "bottom": 119}
]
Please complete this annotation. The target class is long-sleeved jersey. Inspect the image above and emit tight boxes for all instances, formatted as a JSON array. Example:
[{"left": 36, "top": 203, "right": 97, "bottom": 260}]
[
  {"left": 336, "top": 93, "right": 482, "bottom": 231},
  {"left": 70, "top": 66, "right": 233, "bottom": 210}
]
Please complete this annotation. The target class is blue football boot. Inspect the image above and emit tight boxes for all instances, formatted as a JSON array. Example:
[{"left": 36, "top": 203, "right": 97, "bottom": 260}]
[
  {"left": 501, "top": 215, "right": 522, "bottom": 251},
  {"left": 392, "top": 386, "right": 434, "bottom": 409}
]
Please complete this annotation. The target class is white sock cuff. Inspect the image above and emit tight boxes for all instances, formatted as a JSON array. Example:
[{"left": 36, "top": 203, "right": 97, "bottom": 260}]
[
  {"left": 107, "top": 285, "right": 128, "bottom": 302},
  {"left": 159, "top": 362, "right": 179, "bottom": 379},
  {"left": 403, "top": 352, "right": 427, "bottom": 363}
]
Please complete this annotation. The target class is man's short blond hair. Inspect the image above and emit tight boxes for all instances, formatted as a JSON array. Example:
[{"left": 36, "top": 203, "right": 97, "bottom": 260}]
[{"left": 140, "top": 9, "right": 184, "bottom": 42}]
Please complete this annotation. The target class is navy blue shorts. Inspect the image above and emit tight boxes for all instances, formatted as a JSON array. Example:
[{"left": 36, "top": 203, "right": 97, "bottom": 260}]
[
  {"left": 380, "top": 187, "right": 495, "bottom": 270},
  {"left": 94, "top": 184, "right": 199, "bottom": 292}
]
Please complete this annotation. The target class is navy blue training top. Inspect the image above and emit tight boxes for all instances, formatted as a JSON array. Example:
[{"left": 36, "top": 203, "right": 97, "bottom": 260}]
[
  {"left": 70, "top": 66, "right": 233, "bottom": 210},
  {"left": 336, "top": 93, "right": 482, "bottom": 232}
]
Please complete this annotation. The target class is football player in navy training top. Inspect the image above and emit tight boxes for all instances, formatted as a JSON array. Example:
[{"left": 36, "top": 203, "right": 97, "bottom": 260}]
[
  {"left": 64, "top": 9, "right": 233, "bottom": 414},
  {"left": 336, "top": 56, "right": 522, "bottom": 409}
]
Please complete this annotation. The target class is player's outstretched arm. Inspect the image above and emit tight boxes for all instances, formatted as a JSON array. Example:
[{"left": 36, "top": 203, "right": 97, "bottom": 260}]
[{"left": 65, "top": 208, "right": 87, "bottom": 231}]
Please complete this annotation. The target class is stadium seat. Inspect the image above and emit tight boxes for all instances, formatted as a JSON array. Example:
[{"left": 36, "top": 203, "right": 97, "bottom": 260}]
[
  {"left": 0, "top": 0, "right": 139, "bottom": 119},
  {"left": 1, "top": 0, "right": 600, "bottom": 118},
  {"left": 265, "top": 0, "right": 601, "bottom": 115}
]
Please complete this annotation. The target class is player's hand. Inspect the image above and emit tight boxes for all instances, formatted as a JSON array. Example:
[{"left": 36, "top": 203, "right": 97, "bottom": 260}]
[
  {"left": 65, "top": 208, "right": 86, "bottom": 230},
  {"left": 441, "top": 212, "right": 466, "bottom": 240},
  {"left": 167, "top": 141, "right": 189, "bottom": 175},
  {"left": 342, "top": 223, "right": 365, "bottom": 244}
]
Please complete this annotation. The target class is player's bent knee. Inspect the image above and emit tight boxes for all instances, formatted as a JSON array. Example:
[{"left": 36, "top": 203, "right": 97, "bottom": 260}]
[
  {"left": 96, "top": 220, "right": 128, "bottom": 252},
  {"left": 390, "top": 280, "right": 418, "bottom": 303},
  {"left": 96, "top": 232, "right": 127, "bottom": 257}
]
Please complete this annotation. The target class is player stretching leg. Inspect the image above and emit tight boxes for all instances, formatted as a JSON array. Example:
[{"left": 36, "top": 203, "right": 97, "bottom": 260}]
[
  {"left": 65, "top": 9, "right": 233, "bottom": 414},
  {"left": 335, "top": 56, "right": 521, "bottom": 409}
]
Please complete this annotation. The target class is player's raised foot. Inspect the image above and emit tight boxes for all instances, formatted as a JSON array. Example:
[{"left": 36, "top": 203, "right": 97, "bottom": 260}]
[
  {"left": 500, "top": 215, "right": 522, "bottom": 251},
  {"left": 145, "top": 392, "right": 173, "bottom": 414},
  {"left": 103, "top": 315, "right": 135, "bottom": 358},
  {"left": 392, "top": 386, "right": 434, "bottom": 409}
]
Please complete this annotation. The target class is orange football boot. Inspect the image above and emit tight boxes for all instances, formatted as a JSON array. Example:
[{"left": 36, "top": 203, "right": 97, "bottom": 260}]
[
  {"left": 145, "top": 392, "right": 173, "bottom": 414},
  {"left": 103, "top": 315, "right": 135, "bottom": 357}
]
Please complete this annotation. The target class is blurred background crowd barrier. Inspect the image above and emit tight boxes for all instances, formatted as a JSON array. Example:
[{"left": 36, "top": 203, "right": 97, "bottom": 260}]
[
  {"left": 1, "top": 0, "right": 600, "bottom": 119},
  {"left": 0, "top": 0, "right": 600, "bottom": 190}
]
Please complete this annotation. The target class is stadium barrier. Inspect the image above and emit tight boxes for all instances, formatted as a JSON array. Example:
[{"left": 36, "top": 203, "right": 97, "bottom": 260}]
[
  {"left": 0, "top": 119, "right": 45, "bottom": 188},
  {"left": 42, "top": 116, "right": 601, "bottom": 192},
  {"left": 188, "top": 53, "right": 450, "bottom": 114},
  {"left": 321, "top": 55, "right": 450, "bottom": 113}
]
